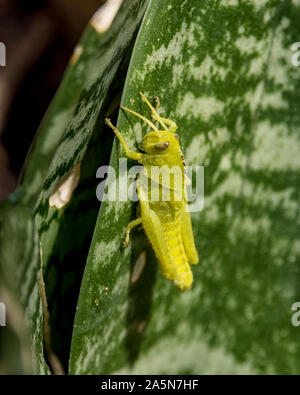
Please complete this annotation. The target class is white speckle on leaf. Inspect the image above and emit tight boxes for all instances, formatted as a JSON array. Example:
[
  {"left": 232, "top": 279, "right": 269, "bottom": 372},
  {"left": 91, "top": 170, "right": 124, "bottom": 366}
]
[
  {"left": 74, "top": 333, "right": 101, "bottom": 374},
  {"left": 248, "top": 56, "right": 265, "bottom": 76},
  {"left": 172, "top": 63, "right": 185, "bottom": 87},
  {"left": 245, "top": 81, "right": 264, "bottom": 113},
  {"left": 219, "top": 153, "right": 232, "bottom": 171},
  {"left": 228, "top": 215, "right": 272, "bottom": 242},
  {"left": 223, "top": 0, "right": 238, "bottom": 6},
  {"left": 133, "top": 122, "right": 143, "bottom": 144},
  {"left": 252, "top": 0, "right": 270, "bottom": 9},
  {"left": 90, "top": 0, "right": 123, "bottom": 33},
  {"left": 176, "top": 92, "right": 224, "bottom": 122},
  {"left": 268, "top": 30, "right": 291, "bottom": 87},
  {"left": 122, "top": 124, "right": 141, "bottom": 148},
  {"left": 191, "top": 54, "right": 227, "bottom": 81},
  {"left": 173, "top": 54, "right": 229, "bottom": 87},
  {"left": 49, "top": 162, "right": 81, "bottom": 209},
  {"left": 185, "top": 135, "right": 208, "bottom": 165},
  {"left": 133, "top": 22, "right": 203, "bottom": 83},
  {"left": 207, "top": 166, "right": 298, "bottom": 223},
  {"left": 262, "top": 90, "right": 287, "bottom": 110},
  {"left": 235, "top": 35, "right": 268, "bottom": 56},
  {"left": 185, "top": 127, "right": 231, "bottom": 166},
  {"left": 102, "top": 195, "right": 129, "bottom": 223},
  {"left": 93, "top": 238, "right": 120, "bottom": 270},
  {"left": 250, "top": 120, "right": 300, "bottom": 171},
  {"left": 70, "top": 45, "right": 83, "bottom": 64},
  {"left": 116, "top": 323, "right": 254, "bottom": 374}
]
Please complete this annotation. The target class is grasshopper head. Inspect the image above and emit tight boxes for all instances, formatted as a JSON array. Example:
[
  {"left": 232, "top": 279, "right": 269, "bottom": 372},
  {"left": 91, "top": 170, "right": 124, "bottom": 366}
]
[{"left": 140, "top": 130, "right": 180, "bottom": 156}]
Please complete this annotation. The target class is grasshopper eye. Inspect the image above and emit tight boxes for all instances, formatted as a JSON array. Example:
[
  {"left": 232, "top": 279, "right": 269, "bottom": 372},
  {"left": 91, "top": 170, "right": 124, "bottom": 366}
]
[
  {"left": 155, "top": 141, "right": 170, "bottom": 150},
  {"left": 174, "top": 134, "right": 179, "bottom": 140},
  {"left": 158, "top": 202, "right": 169, "bottom": 212}
]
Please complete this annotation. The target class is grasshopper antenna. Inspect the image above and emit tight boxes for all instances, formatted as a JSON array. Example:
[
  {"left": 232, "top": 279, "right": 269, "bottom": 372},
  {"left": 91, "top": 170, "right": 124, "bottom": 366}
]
[
  {"left": 120, "top": 105, "right": 161, "bottom": 136},
  {"left": 139, "top": 92, "right": 168, "bottom": 131}
]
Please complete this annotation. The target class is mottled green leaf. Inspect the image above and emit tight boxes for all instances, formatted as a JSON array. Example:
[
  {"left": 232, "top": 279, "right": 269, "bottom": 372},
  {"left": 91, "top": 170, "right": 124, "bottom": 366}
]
[
  {"left": 0, "top": 203, "right": 49, "bottom": 374},
  {"left": 70, "top": 0, "right": 300, "bottom": 374},
  {"left": 0, "top": 0, "right": 149, "bottom": 373}
]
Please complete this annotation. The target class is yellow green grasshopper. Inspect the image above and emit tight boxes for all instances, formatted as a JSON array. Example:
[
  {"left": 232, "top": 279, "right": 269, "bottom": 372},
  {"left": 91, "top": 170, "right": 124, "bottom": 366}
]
[{"left": 105, "top": 93, "right": 198, "bottom": 291}]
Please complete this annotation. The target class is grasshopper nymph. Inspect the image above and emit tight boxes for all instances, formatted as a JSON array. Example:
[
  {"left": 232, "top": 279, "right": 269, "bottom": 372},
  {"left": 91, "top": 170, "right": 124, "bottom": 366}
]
[{"left": 105, "top": 93, "right": 199, "bottom": 291}]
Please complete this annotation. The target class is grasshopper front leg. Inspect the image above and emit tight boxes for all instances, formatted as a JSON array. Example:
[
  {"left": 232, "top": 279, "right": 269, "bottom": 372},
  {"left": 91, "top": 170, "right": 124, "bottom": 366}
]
[{"left": 105, "top": 118, "right": 143, "bottom": 161}]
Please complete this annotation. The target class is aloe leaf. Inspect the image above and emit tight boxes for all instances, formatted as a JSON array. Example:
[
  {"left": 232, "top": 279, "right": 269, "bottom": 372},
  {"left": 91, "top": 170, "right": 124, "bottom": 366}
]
[
  {"left": 0, "top": 204, "right": 49, "bottom": 374},
  {"left": 0, "top": 0, "right": 149, "bottom": 373},
  {"left": 70, "top": 0, "right": 300, "bottom": 374}
]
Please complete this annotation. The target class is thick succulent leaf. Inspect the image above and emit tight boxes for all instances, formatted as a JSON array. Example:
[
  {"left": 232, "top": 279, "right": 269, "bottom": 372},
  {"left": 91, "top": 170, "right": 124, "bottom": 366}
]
[
  {"left": 0, "top": 0, "right": 149, "bottom": 373},
  {"left": 0, "top": 203, "right": 49, "bottom": 374},
  {"left": 70, "top": 0, "right": 300, "bottom": 374}
]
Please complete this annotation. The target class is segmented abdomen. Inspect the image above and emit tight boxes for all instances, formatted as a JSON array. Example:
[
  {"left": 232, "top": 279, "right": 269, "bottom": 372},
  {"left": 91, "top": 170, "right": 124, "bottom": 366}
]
[{"left": 160, "top": 221, "right": 193, "bottom": 291}]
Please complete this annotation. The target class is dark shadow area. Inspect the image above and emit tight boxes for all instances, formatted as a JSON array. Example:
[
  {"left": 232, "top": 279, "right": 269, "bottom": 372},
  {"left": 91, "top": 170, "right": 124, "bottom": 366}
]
[
  {"left": 2, "top": 41, "right": 69, "bottom": 173},
  {"left": 125, "top": 231, "right": 157, "bottom": 365},
  {"left": 44, "top": 113, "right": 113, "bottom": 370}
]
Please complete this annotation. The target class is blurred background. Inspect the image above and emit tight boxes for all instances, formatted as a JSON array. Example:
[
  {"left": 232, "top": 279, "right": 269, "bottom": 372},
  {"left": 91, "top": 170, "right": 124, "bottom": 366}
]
[{"left": 0, "top": 0, "right": 104, "bottom": 201}]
